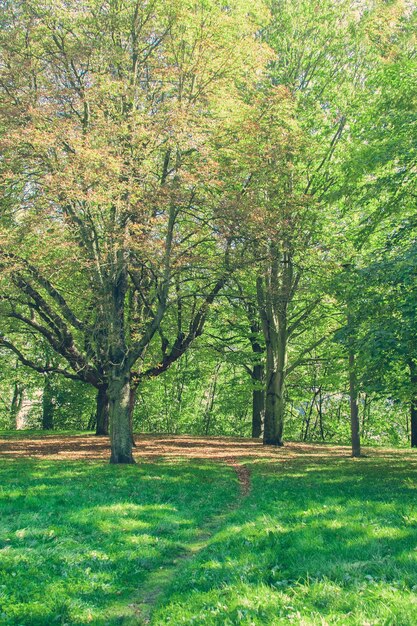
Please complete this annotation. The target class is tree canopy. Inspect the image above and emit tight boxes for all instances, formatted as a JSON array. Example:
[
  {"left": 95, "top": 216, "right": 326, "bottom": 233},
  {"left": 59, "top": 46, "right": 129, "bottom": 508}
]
[{"left": 0, "top": 0, "right": 416, "bottom": 460}]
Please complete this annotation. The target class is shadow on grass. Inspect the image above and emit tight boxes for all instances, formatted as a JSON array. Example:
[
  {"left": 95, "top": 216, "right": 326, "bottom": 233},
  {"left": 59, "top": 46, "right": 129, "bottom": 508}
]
[
  {"left": 3, "top": 454, "right": 417, "bottom": 625},
  {"left": 0, "top": 459, "right": 237, "bottom": 626},
  {"left": 151, "top": 457, "right": 417, "bottom": 626}
]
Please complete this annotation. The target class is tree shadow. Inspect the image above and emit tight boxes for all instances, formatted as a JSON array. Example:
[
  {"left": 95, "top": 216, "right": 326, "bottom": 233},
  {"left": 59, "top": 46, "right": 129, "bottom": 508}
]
[
  {"left": 151, "top": 457, "right": 417, "bottom": 625},
  {"left": 0, "top": 458, "right": 236, "bottom": 626}
]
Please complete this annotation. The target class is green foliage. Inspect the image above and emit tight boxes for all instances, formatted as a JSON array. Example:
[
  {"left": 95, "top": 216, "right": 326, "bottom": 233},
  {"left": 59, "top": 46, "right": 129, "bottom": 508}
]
[
  {"left": 136, "top": 347, "right": 252, "bottom": 436},
  {"left": 0, "top": 0, "right": 416, "bottom": 450}
]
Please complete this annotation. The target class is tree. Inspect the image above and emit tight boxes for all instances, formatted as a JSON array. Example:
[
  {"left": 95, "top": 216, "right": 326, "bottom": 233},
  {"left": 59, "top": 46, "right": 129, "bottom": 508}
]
[
  {"left": 240, "top": 0, "right": 407, "bottom": 445},
  {"left": 0, "top": 0, "right": 269, "bottom": 462},
  {"left": 333, "top": 10, "right": 417, "bottom": 448}
]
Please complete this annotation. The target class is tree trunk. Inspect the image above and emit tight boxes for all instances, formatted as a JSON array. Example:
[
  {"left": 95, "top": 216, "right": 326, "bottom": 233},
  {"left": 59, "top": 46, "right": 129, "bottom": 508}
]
[
  {"left": 256, "top": 249, "right": 292, "bottom": 448},
  {"left": 263, "top": 370, "right": 285, "bottom": 445},
  {"left": 303, "top": 388, "right": 320, "bottom": 441},
  {"left": 349, "top": 351, "right": 361, "bottom": 457},
  {"left": 95, "top": 384, "right": 109, "bottom": 436},
  {"left": 109, "top": 369, "right": 135, "bottom": 464},
  {"left": 408, "top": 361, "right": 417, "bottom": 448},
  {"left": 411, "top": 402, "right": 417, "bottom": 448},
  {"left": 318, "top": 388, "right": 325, "bottom": 440},
  {"left": 129, "top": 385, "right": 136, "bottom": 447},
  {"left": 247, "top": 313, "right": 265, "bottom": 438},
  {"left": 42, "top": 376, "right": 54, "bottom": 430},
  {"left": 251, "top": 364, "right": 265, "bottom": 438},
  {"left": 203, "top": 363, "right": 220, "bottom": 436},
  {"left": 10, "top": 382, "right": 23, "bottom": 428},
  {"left": 263, "top": 323, "right": 286, "bottom": 446}
]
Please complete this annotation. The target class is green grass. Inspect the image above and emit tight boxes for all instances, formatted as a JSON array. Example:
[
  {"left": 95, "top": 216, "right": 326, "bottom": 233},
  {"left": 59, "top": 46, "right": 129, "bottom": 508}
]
[
  {"left": 2, "top": 447, "right": 417, "bottom": 625},
  {"left": 0, "top": 430, "right": 91, "bottom": 439},
  {"left": 0, "top": 458, "right": 238, "bottom": 626}
]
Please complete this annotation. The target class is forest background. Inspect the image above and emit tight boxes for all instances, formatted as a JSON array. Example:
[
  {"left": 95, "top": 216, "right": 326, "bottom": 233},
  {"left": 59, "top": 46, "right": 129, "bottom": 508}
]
[{"left": 0, "top": 0, "right": 416, "bottom": 462}]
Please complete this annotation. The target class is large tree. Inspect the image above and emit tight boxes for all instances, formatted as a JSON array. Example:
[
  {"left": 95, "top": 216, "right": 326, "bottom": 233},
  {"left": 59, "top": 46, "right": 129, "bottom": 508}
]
[
  {"left": 233, "top": 0, "right": 407, "bottom": 445},
  {"left": 0, "top": 0, "right": 269, "bottom": 462}
]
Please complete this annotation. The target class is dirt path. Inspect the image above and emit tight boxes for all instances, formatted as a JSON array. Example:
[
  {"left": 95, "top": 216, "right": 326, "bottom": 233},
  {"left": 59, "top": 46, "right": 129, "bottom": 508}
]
[{"left": 132, "top": 457, "right": 252, "bottom": 625}]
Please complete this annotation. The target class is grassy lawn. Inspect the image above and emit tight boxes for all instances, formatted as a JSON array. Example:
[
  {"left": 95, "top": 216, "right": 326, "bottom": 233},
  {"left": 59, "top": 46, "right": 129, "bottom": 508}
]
[
  {"left": 153, "top": 456, "right": 417, "bottom": 625},
  {"left": 0, "top": 458, "right": 237, "bottom": 626},
  {"left": 1, "top": 442, "right": 417, "bottom": 625}
]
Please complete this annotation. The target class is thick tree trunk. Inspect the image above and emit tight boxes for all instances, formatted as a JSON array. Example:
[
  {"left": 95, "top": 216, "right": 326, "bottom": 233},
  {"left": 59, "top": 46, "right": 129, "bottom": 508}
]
[
  {"left": 42, "top": 377, "right": 54, "bottom": 430},
  {"left": 257, "top": 249, "right": 292, "bottom": 448},
  {"left": 349, "top": 351, "right": 361, "bottom": 457},
  {"left": 109, "top": 370, "right": 135, "bottom": 464},
  {"left": 15, "top": 389, "right": 42, "bottom": 430},
  {"left": 263, "top": 321, "right": 287, "bottom": 446},
  {"left": 129, "top": 385, "right": 136, "bottom": 447},
  {"left": 251, "top": 364, "right": 265, "bottom": 438},
  {"left": 408, "top": 361, "right": 417, "bottom": 448},
  {"left": 263, "top": 370, "right": 285, "bottom": 445},
  {"left": 95, "top": 384, "right": 109, "bottom": 436}
]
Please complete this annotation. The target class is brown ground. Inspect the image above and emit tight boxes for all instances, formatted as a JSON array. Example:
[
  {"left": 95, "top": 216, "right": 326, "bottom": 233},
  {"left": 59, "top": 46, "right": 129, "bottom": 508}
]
[{"left": 0, "top": 433, "right": 414, "bottom": 465}]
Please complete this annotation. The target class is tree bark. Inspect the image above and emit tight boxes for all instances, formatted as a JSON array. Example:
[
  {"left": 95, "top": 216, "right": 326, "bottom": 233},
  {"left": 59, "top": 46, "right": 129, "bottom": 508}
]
[
  {"left": 109, "top": 369, "right": 135, "bottom": 464},
  {"left": 42, "top": 376, "right": 54, "bottom": 430},
  {"left": 408, "top": 361, "right": 417, "bottom": 448},
  {"left": 257, "top": 247, "right": 293, "bottom": 447},
  {"left": 129, "top": 385, "right": 137, "bottom": 447},
  {"left": 203, "top": 363, "right": 220, "bottom": 436},
  {"left": 410, "top": 402, "right": 417, "bottom": 448},
  {"left": 302, "top": 387, "right": 320, "bottom": 441},
  {"left": 263, "top": 319, "right": 287, "bottom": 446},
  {"left": 349, "top": 350, "right": 361, "bottom": 457},
  {"left": 251, "top": 364, "right": 265, "bottom": 438},
  {"left": 263, "top": 372, "right": 285, "bottom": 445},
  {"left": 95, "top": 384, "right": 109, "bottom": 436},
  {"left": 10, "top": 382, "right": 23, "bottom": 428}
]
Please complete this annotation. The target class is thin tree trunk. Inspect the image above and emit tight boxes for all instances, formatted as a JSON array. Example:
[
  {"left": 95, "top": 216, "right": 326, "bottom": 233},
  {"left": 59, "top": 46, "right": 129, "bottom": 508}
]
[
  {"left": 203, "top": 363, "right": 220, "bottom": 436},
  {"left": 251, "top": 364, "right": 264, "bottom": 438},
  {"left": 303, "top": 388, "right": 319, "bottom": 441},
  {"left": 10, "top": 382, "right": 23, "bottom": 428},
  {"left": 318, "top": 388, "right": 324, "bottom": 440},
  {"left": 311, "top": 387, "right": 324, "bottom": 440},
  {"left": 408, "top": 361, "right": 417, "bottom": 448},
  {"left": 362, "top": 393, "right": 368, "bottom": 431},
  {"left": 406, "top": 403, "right": 410, "bottom": 437},
  {"left": 411, "top": 403, "right": 417, "bottom": 448},
  {"left": 95, "top": 384, "right": 109, "bottom": 436},
  {"left": 109, "top": 369, "right": 135, "bottom": 464},
  {"left": 349, "top": 351, "right": 361, "bottom": 457},
  {"left": 42, "top": 376, "right": 54, "bottom": 430}
]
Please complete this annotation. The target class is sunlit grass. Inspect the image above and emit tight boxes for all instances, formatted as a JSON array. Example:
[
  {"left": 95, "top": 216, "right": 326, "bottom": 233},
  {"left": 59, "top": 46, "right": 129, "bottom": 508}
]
[
  {"left": 0, "top": 429, "right": 91, "bottom": 439},
  {"left": 2, "top": 449, "right": 417, "bottom": 624},
  {"left": 153, "top": 457, "right": 417, "bottom": 626},
  {"left": 0, "top": 459, "right": 237, "bottom": 625}
]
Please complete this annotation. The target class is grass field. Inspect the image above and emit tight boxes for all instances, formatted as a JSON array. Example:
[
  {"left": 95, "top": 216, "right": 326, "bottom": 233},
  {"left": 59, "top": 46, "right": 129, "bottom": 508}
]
[{"left": 1, "top": 433, "right": 417, "bottom": 625}]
